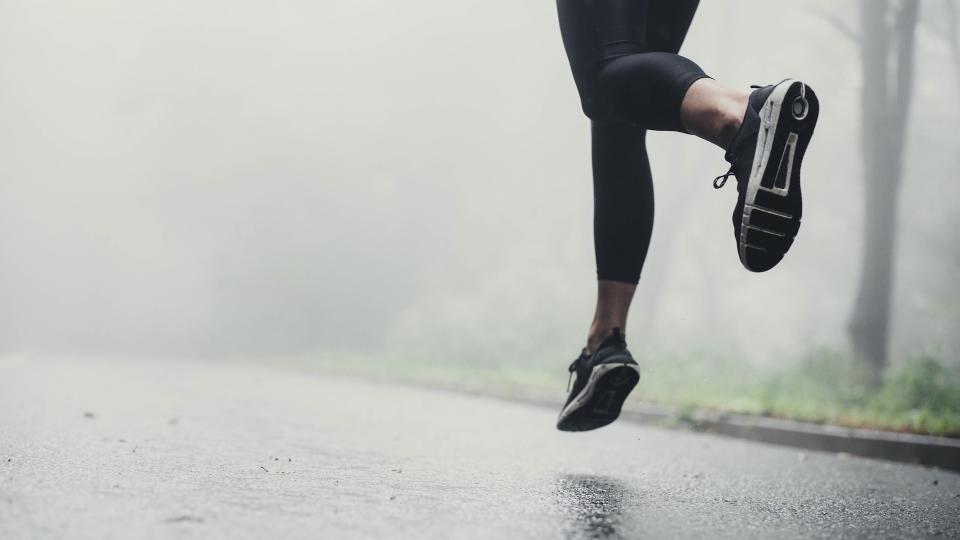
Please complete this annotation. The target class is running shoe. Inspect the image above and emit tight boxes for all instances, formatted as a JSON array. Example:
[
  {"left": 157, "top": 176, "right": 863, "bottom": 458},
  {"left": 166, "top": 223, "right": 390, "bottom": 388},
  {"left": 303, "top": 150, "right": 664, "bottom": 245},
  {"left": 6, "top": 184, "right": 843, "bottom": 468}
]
[
  {"left": 556, "top": 328, "right": 640, "bottom": 432},
  {"left": 713, "top": 79, "right": 819, "bottom": 272}
]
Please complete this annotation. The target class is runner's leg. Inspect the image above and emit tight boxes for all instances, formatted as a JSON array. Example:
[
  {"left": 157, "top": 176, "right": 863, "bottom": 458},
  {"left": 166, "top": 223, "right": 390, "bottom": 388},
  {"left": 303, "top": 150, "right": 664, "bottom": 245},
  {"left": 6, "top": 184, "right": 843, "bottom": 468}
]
[{"left": 556, "top": 0, "right": 702, "bottom": 350}]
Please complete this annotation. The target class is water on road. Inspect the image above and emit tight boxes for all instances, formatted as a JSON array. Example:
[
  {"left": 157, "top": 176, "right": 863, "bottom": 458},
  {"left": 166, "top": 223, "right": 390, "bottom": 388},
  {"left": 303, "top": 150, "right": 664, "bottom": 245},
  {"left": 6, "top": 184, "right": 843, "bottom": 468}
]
[{"left": 1, "top": 359, "right": 958, "bottom": 539}]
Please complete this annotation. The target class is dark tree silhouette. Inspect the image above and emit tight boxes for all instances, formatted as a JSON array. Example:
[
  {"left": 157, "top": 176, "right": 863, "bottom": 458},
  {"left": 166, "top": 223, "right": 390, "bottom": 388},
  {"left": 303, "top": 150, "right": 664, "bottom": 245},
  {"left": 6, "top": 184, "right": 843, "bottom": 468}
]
[{"left": 848, "top": 0, "right": 920, "bottom": 383}]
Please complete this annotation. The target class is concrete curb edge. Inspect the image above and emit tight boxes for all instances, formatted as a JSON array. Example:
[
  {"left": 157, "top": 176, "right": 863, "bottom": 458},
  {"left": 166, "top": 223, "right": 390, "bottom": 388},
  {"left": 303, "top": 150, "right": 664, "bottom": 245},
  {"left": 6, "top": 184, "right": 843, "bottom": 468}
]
[
  {"left": 480, "top": 388, "right": 960, "bottom": 473},
  {"left": 307, "top": 368, "right": 960, "bottom": 473}
]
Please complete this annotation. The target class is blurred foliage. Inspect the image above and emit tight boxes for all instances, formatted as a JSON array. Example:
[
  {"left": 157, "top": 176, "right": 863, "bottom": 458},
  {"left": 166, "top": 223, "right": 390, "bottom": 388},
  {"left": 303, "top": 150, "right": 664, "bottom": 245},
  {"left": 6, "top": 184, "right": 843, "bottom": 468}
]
[
  {"left": 320, "top": 348, "right": 960, "bottom": 437},
  {"left": 628, "top": 348, "right": 960, "bottom": 436},
  {"left": 752, "top": 350, "right": 960, "bottom": 436}
]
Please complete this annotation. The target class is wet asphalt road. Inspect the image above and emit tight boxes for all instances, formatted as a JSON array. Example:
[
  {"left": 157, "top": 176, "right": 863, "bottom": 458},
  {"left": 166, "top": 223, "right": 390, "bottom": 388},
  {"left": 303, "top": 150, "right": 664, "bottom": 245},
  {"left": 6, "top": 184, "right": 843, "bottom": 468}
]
[{"left": 1, "top": 359, "right": 958, "bottom": 539}]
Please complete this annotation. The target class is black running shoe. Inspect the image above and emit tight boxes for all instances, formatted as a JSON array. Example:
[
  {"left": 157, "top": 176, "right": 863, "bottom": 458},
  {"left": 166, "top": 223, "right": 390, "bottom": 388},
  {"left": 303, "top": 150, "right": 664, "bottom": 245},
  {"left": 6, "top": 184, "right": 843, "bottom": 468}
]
[
  {"left": 714, "top": 79, "right": 819, "bottom": 272},
  {"left": 556, "top": 328, "right": 640, "bottom": 432}
]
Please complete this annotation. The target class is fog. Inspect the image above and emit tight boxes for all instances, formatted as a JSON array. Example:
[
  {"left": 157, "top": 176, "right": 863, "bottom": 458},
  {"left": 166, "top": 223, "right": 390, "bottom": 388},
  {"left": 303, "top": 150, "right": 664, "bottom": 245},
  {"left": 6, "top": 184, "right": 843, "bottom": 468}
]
[{"left": 1, "top": 0, "right": 957, "bottom": 369}]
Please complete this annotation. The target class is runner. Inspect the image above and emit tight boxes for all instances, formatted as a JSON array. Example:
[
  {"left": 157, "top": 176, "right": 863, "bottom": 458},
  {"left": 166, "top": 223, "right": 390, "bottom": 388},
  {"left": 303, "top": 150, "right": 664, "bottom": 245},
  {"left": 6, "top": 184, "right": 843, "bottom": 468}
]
[{"left": 556, "top": 0, "right": 819, "bottom": 431}]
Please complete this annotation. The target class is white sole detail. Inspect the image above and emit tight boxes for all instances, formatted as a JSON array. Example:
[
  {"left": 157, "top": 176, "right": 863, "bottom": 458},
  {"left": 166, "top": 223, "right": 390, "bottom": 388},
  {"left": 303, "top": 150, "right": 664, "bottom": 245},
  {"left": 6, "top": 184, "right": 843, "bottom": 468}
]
[
  {"left": 739, "top": 79, "right": 802, "bottom": 265},
  {"left": 745, "top": 203, "right": 793, "bottom": 219},
  {"left": 745, "top": 224, "right": 786, "bottom": 237},
  {"left": 791, "top": 84, "right": 810, "bottom": 120},
  {"left": 762, "top": 132, "right": 798, "bottom": 196}
]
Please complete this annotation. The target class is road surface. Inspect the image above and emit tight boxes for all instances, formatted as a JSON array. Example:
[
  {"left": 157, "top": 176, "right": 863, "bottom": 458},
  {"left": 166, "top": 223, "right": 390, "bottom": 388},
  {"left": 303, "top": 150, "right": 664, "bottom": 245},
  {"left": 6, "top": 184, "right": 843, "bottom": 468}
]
[{"left": 1, "top": 358, "right": 958, "bottom": 539}]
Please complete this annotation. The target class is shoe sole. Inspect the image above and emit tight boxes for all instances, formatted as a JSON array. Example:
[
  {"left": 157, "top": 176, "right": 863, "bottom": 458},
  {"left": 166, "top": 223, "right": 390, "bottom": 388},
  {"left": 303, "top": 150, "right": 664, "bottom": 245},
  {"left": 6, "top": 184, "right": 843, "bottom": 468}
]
[
  {"left": 739, "top": 79, "right": 819, "bottom": 272},
  {"left": 556, "top": 359, "right": 640, "bottom": 432}
]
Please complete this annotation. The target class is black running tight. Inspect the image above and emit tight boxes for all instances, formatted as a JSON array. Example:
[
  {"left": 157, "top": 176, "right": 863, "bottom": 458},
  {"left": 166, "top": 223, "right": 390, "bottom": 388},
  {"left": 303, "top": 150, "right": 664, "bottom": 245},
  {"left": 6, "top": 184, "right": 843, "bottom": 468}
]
[{"left": 557, "top": 0, "right": 707, "bottom": 284}]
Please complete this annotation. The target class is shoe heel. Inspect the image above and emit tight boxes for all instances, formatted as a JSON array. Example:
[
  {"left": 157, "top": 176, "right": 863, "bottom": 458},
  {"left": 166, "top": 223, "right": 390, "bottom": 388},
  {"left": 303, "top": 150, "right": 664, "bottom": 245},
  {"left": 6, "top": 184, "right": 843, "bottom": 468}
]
[
  {"left": 786, "top": 81, "right": 819, "bottom": 130},
  {"left": 790, "top": 85, "right": 810, "bottom": 121},
  {"left": 607, "top": 367, "right": 635, "bottom": 386}
]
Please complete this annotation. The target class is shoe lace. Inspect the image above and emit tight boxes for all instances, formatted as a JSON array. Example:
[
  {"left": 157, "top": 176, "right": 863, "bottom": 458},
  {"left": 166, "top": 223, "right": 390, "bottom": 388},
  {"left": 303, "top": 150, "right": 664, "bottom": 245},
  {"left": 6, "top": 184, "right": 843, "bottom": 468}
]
[
  {"left": 713, "top": 164, "right": 735, "bottom": 189},
  {"left": 566, "top": 356, "right": 581, "bottom": 392},
  {"left": 714, "top": 85, "right": 763, "bottom": 190}
]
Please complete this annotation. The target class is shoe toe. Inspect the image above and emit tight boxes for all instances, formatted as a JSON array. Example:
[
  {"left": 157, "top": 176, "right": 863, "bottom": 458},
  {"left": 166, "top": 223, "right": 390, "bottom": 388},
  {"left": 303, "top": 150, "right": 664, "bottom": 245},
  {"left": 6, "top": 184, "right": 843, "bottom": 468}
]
[{"left": 742, "top": 247, "right": 785, "bottom": 272}]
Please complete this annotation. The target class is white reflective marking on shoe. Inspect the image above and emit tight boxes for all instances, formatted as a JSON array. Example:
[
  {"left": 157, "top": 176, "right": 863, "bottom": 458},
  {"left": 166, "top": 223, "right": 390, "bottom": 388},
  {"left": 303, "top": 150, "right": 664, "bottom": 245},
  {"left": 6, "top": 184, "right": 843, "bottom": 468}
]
[
  {"left": 746, "top": 224, "right": 786, "bottom": 237},
  {"left": 792, "top": 96, "right": 809, "bottom": 120},
  {"left": 746, "top": 203, "right": 793, "bottom": 219},
  {"left": 761, "top": 131, "right": 798, "bottom": 197},
  {"left": 743, "top": 243, "right": 769, "bottom": 252},
  {"left": 739, "top": 80, "right": 798, "bottom": 265}
]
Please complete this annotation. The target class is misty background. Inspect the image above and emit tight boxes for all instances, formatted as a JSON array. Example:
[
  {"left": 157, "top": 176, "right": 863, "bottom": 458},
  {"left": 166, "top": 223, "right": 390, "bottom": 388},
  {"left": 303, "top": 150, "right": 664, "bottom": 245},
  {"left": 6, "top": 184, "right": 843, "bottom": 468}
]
[{"left": 1, "top": 0, "right": 957, "bottom": 373}]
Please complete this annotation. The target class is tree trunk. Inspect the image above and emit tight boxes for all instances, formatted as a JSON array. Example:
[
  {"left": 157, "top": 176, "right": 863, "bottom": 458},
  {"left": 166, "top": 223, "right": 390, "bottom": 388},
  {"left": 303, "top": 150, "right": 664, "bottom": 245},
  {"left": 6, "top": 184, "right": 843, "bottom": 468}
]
[{"left": 848, "top": 0, "right": 919, "bottom": 383}]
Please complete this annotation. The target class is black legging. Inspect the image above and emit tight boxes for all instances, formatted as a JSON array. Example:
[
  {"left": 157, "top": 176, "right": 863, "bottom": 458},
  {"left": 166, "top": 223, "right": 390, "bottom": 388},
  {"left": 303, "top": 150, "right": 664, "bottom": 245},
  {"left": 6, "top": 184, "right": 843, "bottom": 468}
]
[{"left": 557, "top": 0, "right": 708, "bottom": 284}]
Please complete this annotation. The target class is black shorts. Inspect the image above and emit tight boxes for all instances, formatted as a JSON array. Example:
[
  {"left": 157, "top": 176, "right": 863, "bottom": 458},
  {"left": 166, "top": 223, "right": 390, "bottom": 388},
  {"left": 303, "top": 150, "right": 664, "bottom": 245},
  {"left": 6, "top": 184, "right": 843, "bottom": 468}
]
[{"left": 556, "top": 0, "right": 704, "bottom": 130}]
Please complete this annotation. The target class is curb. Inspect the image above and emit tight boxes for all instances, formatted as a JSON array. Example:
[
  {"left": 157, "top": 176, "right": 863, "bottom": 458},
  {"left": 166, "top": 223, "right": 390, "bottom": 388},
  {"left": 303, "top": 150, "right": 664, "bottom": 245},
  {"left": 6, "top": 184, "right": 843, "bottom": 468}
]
[
  {"left": 307, "top": 368, "right": 960, "bottom": 473},
  {"left": 486, "top": 389, "right": 960, "bottom": 473},
  {"left": 682, "top": 408, "right": 960, "bottom": 472}
]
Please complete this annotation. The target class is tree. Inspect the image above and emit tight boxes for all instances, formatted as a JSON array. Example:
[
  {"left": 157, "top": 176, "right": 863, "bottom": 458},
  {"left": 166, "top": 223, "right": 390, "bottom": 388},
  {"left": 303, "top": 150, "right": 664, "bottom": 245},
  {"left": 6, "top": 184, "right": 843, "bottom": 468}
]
[{"left": 848, "top": 0, "right": 920, "bottom": 383}]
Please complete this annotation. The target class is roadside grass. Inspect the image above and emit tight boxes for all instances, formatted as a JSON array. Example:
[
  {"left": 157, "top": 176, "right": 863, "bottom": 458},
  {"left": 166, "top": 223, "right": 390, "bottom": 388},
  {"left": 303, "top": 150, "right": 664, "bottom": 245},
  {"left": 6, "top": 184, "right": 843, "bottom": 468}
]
[
  {"left": 631, "top": 349, "right": 960, "bottom": 436},
  {"left": 311, "top": 350, "right": 960, "bottom": 437}
]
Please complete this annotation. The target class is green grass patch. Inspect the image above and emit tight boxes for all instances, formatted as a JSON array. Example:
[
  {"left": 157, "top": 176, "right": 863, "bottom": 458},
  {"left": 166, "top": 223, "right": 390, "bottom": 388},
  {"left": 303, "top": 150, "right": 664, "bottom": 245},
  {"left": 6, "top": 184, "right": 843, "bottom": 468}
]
[
  {"left": 756, "top": 351, "right": 960, "bottom": 435},
  {"left": 304, "top": 349, "right": 960, "bottom": 437},
  {"left": 638, "top": 350, "right": 960, "bottom": 436}
]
